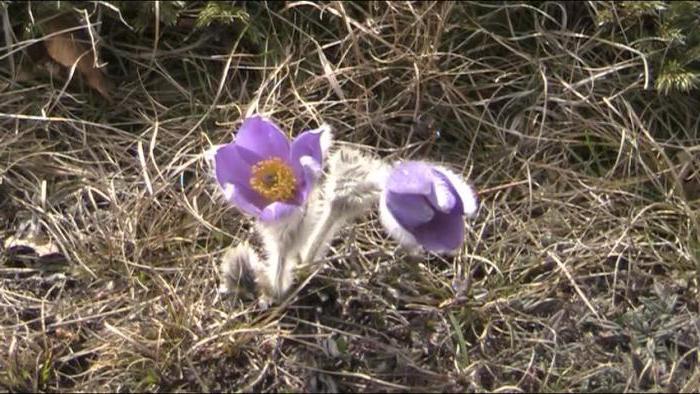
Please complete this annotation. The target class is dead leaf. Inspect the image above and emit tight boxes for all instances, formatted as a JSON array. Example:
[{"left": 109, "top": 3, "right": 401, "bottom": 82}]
[
  {"left": 675, "top": 150, "right": 700, "bottom": 201},
  {"left": 41, "top": 14, "right": 113, "bottom": 102}
]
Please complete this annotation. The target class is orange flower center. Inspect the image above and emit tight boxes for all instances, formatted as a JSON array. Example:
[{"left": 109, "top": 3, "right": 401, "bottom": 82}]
[{"left": 249, "top": 157, "right": 297, "bottom": 202}]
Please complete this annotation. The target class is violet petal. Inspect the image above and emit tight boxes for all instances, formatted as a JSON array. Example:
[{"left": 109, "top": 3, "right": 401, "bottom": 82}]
[
  {"left": 379, "top": 192, "right": 421, "bottom": 250},
  {"left": 259, "top": 201, "right": 299, "bottom": 222},
  {"left": 385, "top": 192, "right": 435, "bottom": 228},
  {"left": 386, "top": 161, "right": 434, "bottom": 196},
  {"left": 292, "top": 157, "right": 319, "bottom": 201},
  {"left": 427, "top": 170, "right": 457, "bottom": 213},
  {"left": 214, "top": 144, "right": 260, "bottom": 187},
  {"left": 226, "top": 183, "right": 267, "bottom": 217},
  {"left": 411, "top": 209, "right": 465, "bottom": 252},
  {"left": 235, "top": 115, "right": 290, "bottom": 159},
  {"left": 291, "top": 129, "right": 324, "bottom": 168},
  {"left": 433, "top": 167, "right": 478, "bottom": 217}
]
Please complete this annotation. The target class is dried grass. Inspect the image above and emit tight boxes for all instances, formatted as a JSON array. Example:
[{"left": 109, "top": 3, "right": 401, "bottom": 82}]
[{"left": 1, "top": 1, "right": 698, "bottom": 392}]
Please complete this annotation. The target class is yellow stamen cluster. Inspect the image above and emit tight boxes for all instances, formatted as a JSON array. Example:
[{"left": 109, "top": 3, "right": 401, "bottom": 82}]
[{"left": 250, "top": 157, "right": 297, "bottom": 202}]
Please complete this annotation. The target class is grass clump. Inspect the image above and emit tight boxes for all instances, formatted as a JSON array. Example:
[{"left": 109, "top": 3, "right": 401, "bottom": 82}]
[{"left": 595, "top": 1, "right": 700, "bottom": 95}]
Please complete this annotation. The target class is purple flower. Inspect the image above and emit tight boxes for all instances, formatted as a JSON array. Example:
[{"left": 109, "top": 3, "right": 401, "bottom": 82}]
[
  {"left": 379, "top": 161, "right": 478, "bottom": 253},
  {"left": 210, "top": 115, "right": 331, "bottom": 222}
]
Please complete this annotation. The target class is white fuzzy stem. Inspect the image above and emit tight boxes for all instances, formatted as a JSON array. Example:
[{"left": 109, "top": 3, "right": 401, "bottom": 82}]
[
  {"left": 255, "top": 209, "right": 306, "bottom": 301},
  {"left": 299, "top": 148, "right": 388, "bottom": 267},
  {"left": 300, "top": 201, "right": 343, "bottom": 265}
]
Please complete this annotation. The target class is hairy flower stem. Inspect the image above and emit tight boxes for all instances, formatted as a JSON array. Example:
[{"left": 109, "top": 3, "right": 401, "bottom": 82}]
[
  {"left": 255, "top": 210, "right": 306, "bottom": 303},
  {"left": 300, "top": 196, "right": 379, "bottom": 268},
  {"left": 300, "top": 148, "right": 388, "bottom": 268},
  {"left": 300, "top": 200, "right": 343, "bottom": 266}
]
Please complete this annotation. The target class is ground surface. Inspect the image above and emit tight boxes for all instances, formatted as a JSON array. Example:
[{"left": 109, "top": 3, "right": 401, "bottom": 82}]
[{"left": 1, "top": 2, "right": 699, "bottom": 392}]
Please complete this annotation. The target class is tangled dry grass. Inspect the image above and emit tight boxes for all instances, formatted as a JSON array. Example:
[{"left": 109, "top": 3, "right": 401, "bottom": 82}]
[{"left": 1, "top": 1, "right": 699, "bottom": 392}]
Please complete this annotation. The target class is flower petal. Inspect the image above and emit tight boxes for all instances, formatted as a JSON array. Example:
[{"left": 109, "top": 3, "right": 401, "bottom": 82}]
[
  {"left": 434, "top": 166, "right": 479, "bottom": 217},
  {"left": 259, "top": 201, "right": 300, "bottom": 223},
  {"left": 214, "top": 144, "right": 261, "bottom": 187},
  {"left": 386, "top": 161, "right": 434, "bottom": 196},
  {"left": 385, "top": 191, "right": 435, "bottom": 228},
  {"left": 294, "top": 155, "right": 321, "bottom": 199},
  {"left": 204, "top": 144, "right": 224, "bottom": 172},
  {"left": 412, "top": 210, "right": 465, "bottom": 252},
  {"left": 235, "top": 115, "right": 290, "bottom": 159},
  {"left": 379, "top": 192, "right": 421, "bottom": 251},
  {"left": 290, "top": 126, "right": 331, "bottom": 201},
  {"left": 224, "top": 183, "right": 267, "bottom": 217},
  {"left": 290, "top": 128, "right": 325, "bottom": 169},
  {"left": 427, "top": 170, "right": 457, "bottom": 213},
  {"left": 299, "top": 155, "right": 321, "bottom": 175}
]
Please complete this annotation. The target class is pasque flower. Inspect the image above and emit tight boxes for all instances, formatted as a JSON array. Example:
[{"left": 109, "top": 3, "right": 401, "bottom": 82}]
[
  {"left": 210, "top": 115, "right": 330, "bottom": 222},
  {"left": 209, "top": 115, "right": 482, "bottom": 306},
  {"left": 299, "top": 147, "right": 389, "bottom": 264},
  {"left": 379, "top": 161, "right": 478, "bottom": 253}
]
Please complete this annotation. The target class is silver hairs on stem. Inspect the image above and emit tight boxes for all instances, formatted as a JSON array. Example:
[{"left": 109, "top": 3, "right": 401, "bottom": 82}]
[
  {"left": 254, "top": 209, "right": 307, "bottom": 303},
  {"left": 300, "top": 146, "right": 389, "bottom": 265},
  {"left": 218, "top": 242, "right": 264, "bottom": 300}
]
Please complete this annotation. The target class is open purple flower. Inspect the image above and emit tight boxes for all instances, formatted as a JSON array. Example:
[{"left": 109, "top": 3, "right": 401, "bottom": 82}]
[
  {"left": 379, "top": 161, "right": 478, "bottom": 253},
  {"left": 209, "top": 115, "right": 331, "bottom": 222}
]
